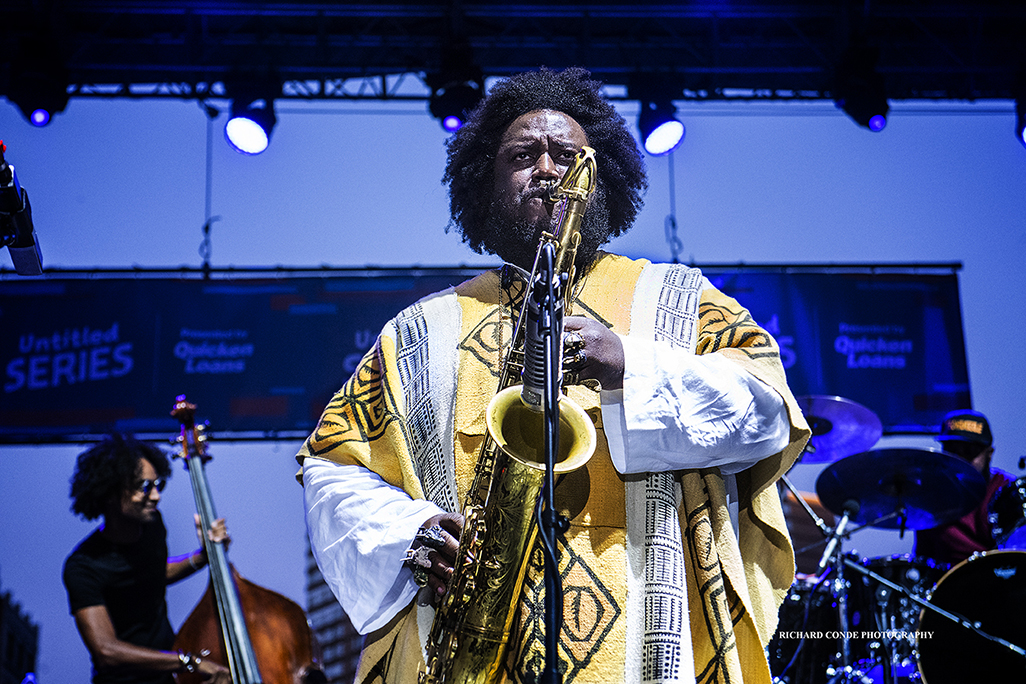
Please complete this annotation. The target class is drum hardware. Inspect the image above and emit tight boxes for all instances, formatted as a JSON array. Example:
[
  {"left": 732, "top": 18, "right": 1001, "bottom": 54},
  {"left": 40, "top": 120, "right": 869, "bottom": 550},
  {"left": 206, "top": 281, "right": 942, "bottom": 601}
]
[
  {"left": 780, "top": 473, "right": 833, "bottom": 538},
  {"left": 988, "top": 477, "right": 1026, "bottom": 550},
  {"left": 774, "top": 444, "right": 996, "bottom": 683},
  {"left": 774, "top": 475, "right": 869, "bottom": 684},
  {"left": 848, "top": 555, "right": 947, "bottom": 684},
  {"left": 770, "top": 571, "right": 835, "bottom": 684},
  {"left": 841, "top": 553, "right": 1026, "bottom": 683}
]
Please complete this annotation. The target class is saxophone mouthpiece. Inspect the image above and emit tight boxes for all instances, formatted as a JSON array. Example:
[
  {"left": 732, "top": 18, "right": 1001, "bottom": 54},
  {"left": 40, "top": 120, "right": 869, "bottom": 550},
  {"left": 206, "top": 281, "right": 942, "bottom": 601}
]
[{"left": 540, "top": 179, "right": 560, "bottom": 204}]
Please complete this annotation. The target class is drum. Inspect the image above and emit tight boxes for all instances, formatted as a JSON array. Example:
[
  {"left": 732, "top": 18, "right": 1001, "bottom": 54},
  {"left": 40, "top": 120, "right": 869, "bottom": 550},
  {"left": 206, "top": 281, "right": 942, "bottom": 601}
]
[
  {"left": 768, "top": 574, "right": 838, "bottom": 684},
  {"left": 988, "top": 478, "right": 1026, "bottom": 550},
  {"left": 917, "top": 550, "right": 1026, "bottom": 684},
  {"left": 848, "top": 555, "right": 947, "bottom": 682}
]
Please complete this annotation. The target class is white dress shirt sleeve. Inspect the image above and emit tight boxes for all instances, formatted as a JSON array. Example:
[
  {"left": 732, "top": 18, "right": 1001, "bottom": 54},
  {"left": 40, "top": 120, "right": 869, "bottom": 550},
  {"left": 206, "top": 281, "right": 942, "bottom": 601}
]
[
  {"left": 303, "top": 457, "right": 445, "bottom": 634},
  {"left": 601, "top": 334, "right": 790, "bottom": 476}
]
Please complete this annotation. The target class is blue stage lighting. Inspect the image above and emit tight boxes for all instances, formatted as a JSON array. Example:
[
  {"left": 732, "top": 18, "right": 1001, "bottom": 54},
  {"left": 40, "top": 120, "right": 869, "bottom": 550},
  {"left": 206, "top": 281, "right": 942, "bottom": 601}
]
[
  {"left": 225, "top": 98, "right": 276, "bottom": 155},
  {"left": 834, "top": 45, "right": 889, "bottom": 132},
  {"left": 5, "top": 33, "right": 69, "bottom": 127},
  {"left": 429, "top": 81, "right": 483, "bottom": 133},
  {"left": 28, "top": 109, "right": 51, "bottom": 127},
  {"left": 1017, "top": 99, "right": 1026, "bottom": 149},
  {"left": 638, "top": 100, "right": 685, "bottom": 155}
]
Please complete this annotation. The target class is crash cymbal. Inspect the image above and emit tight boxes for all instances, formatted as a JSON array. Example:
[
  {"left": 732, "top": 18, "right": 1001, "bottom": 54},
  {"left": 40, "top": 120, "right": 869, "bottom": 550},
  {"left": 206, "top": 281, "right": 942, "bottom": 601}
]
[
  {"left": 796, "top": 395, "right": 883, "bottom": 463},
  {"left": 816, "top": 447, "right": 986, "bottom": 531}
]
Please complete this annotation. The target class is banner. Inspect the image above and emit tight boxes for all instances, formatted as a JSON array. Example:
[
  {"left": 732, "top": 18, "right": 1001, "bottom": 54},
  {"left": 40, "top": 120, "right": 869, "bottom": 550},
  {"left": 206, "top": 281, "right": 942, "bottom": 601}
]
[
  {"left": 702, "top": 269, "right": 969, "bottom": 433},
  {"left": 0, "top": 266, "right": 968, "bottom": 442}
]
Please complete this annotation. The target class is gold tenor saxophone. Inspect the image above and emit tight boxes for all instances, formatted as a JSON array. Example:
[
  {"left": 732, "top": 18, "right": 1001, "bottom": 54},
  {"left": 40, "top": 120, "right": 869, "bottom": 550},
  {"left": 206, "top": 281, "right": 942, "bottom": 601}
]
[{"left": 420, "top": 147, "right": 599, "bottom": 684}]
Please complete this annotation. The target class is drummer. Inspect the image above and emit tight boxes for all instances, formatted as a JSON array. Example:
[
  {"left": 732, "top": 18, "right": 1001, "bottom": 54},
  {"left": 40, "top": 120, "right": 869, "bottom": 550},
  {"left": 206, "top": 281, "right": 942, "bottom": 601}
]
[{"left": 914, "top": 409, "right": 1013, "bottom": 565}]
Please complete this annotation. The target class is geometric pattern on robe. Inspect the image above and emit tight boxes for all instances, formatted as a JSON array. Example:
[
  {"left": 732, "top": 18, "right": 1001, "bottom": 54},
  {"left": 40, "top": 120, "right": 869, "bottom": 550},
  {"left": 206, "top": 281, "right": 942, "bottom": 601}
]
[{"left": 297, "top": 252, "right": 811, "bottom": 683}]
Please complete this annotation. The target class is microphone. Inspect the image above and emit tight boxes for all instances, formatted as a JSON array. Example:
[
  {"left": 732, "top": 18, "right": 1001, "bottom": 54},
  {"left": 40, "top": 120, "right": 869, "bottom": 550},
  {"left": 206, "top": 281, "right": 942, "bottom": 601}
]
[
  {"left": 0, "top": 141, "right": 43, "bottom": 276},
  {"left": 816, "top": 499, "right": 859, "bottom": 573},
  {"left": 521, "top": 242, "right": 562, "bottom": 411}
]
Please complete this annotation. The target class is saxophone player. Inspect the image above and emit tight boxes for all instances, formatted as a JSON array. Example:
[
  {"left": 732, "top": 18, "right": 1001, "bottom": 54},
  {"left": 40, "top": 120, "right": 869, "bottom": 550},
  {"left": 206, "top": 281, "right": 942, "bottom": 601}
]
[{"left": 298, "top": 67, "right": 810, "bottom": 684}]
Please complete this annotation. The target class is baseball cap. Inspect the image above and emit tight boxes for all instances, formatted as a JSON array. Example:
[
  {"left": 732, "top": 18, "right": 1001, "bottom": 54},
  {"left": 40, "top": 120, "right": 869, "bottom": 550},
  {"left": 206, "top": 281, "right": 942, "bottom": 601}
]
[{"left": 936, "top": 409, "right": 992, "bottom": 447}]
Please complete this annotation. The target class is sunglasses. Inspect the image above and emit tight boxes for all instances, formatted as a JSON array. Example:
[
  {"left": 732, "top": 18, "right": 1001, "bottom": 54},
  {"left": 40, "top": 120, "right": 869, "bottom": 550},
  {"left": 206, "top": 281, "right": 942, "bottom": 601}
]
[{"left": 134, "top": 478, "right": 167, "bottom": 495}]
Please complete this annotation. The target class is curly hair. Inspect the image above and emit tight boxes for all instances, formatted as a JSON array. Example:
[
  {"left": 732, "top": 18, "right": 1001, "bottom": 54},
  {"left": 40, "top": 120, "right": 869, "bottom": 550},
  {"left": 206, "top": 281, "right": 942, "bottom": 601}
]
[
  {"left": 443, "top": 67, "right": 647, "bottom": 255},
  {"left": 69, "top": 433, "right": 172, "bottom": 521}
]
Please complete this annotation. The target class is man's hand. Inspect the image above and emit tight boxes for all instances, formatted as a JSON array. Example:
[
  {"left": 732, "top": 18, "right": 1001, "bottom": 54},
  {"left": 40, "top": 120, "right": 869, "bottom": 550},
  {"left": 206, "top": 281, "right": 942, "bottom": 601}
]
[
  {"left": 194, "top": 514, "right": 231, "bottom": 550},
  {"left": 410, "top": 512, "right": 464, "bottom": 601},
  {"left": 196, "top": 656, "right": 232, "bottom": 682},
  {"left": 564, "top": 316, "right": 624, "bottom": 390}
]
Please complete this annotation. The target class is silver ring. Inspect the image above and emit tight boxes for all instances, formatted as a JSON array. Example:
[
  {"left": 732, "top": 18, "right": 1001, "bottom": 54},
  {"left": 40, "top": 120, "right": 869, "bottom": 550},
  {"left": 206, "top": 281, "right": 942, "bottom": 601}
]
[
  {"left": 566, "top": 350, "right": 588, "bottom": 370},
  {"left": 411, "top": 546, "right": 433, "bottom": 568},
  {"left": 563, "top": 331, "right": 585, "bottom": 352},
  {"left": 416, "top": 524, "right": 447, "bottom": 549}
]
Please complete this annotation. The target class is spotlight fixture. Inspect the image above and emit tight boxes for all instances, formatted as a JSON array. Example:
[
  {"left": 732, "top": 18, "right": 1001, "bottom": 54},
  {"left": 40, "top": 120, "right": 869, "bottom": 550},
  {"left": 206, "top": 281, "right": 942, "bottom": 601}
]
[
  {"left": 629, "top": 75, "right": 686, "bottom": 156},
  {"left": 425, "top": 44, "right": 484, "bottom": 133},
  {"left": 1017, "top": 99, "right": 1026, "bottom": 149},
  {"left": 4, "top": 37, "right": 69, "bottom": 127},
  {"left": 429, "top": 80, "right": 484, "bottom": 132},
  {"left": 834, "top": 44, "right": 889, "bottom": 132},
  {"left": 637, "top": 99, "right": 686, "bottom": 156},
  {"left": 224, "top": 96, "right": 277, "bottom": 155}
]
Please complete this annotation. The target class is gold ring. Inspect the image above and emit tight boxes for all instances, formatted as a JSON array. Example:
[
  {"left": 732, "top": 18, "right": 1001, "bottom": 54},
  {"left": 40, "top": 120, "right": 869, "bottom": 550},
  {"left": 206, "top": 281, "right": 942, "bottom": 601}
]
[{"left": 413, "top": 566, "right": 429, "bottom": 587}]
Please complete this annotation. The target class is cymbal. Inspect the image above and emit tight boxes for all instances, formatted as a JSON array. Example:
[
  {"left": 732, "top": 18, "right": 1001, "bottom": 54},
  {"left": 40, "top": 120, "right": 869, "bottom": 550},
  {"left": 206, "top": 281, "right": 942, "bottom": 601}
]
[
  {"left": 796, "top": 395, "right": 883, "bottom": 463},
  {"left": 816, "top": 447, "right": 986, "bottom": 531}
]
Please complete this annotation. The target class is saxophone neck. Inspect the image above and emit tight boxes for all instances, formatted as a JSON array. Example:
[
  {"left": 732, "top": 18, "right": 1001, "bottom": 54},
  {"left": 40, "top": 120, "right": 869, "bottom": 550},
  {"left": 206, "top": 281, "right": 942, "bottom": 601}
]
[{"left": 543, "top": 146, "right": 597, "bottom": 206}]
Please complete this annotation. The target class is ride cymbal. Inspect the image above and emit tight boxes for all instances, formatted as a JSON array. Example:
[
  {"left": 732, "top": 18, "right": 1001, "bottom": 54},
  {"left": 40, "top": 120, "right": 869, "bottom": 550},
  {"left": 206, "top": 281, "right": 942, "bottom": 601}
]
[{"left": 815, "top": 447, "right": 986, "bottom": 531}]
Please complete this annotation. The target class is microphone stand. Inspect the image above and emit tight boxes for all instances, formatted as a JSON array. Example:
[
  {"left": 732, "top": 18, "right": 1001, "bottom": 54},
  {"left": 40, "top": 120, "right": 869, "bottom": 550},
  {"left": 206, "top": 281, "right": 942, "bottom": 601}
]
[{"left": 535, "top": 243, "right": 565, "bottom": 684}]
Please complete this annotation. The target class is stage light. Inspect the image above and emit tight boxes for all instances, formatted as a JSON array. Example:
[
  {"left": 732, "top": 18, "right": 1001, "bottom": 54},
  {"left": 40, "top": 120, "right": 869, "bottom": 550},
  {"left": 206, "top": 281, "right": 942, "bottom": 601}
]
[
  {"left": 638, "top": 99, "right": 685, "bottom": 155},
  {"left": 425, "top": 44, "right": 484, "bottom": 133},
  {"left": 1017, "top": 99, "right": 1026, "bottom": 149},
  {"left": 834, "top": 45, "right": 889, "bottom": 132},
  {"left": 629, "top": 74, "right": 686, "bottom": 156},
  {"left": 4, "top": 42, "right": 69, "bottom": 127},
  {"left": 428, "top": 80, "right": 483, "bottom": 132},
  {"left": 225, "top": 97, "right": 276, "bottom": 155}
]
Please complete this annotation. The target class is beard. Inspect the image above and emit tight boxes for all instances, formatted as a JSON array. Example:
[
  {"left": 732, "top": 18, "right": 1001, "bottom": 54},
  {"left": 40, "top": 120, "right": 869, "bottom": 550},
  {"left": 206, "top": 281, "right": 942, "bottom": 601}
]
[{"left": 478, "top": 183, "right": 614, "bottom": 273}]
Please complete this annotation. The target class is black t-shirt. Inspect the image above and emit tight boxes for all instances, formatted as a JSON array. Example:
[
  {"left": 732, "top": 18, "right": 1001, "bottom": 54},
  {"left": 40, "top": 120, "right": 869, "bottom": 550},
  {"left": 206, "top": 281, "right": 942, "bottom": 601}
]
[{"left": 63, "top": 512, "right": 177, "bottom": 684}]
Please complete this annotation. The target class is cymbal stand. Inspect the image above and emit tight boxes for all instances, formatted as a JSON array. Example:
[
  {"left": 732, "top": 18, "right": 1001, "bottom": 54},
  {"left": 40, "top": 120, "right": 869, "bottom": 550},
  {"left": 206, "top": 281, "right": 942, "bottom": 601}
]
[
  {"left": 779, "top": 473, "right": 832, "bottom": 537},
  {"left": 778, "top": 475, "right": 870, "bottom": 683},
  {"left": 822, "top": 537, "right": 877, "bottom": 684},
  {"left": 868, "top": 582, "right": 897, "bottom": 684}
]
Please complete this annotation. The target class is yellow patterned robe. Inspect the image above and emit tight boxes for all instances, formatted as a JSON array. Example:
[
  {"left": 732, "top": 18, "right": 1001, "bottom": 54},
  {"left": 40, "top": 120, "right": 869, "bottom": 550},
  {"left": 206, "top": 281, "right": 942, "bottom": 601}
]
[{"left": 297, "top": 253, "right": 810, "bottom": 684}]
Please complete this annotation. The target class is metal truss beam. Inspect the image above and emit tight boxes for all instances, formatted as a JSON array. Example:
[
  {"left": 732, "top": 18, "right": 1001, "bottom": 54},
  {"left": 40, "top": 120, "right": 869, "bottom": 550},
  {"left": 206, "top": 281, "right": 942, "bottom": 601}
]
[{"left": 1, "top": 2, "right": 1024, "bottom": 103}]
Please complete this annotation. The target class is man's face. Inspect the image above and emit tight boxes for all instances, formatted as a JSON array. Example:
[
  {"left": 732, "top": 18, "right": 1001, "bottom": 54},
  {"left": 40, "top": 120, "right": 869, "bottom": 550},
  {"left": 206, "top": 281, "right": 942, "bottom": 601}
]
[
  {"left": 941, "top": 440, "right": 992, "bottom": 477},
  {"left": 118, "top": 457, "right": 162, "bottom": 524},
  {"left": 494, "top": 109, "right": 590, "bottom": 226},
  {"left": 487, "top": 110, "right": 590, "bottom": 267}
]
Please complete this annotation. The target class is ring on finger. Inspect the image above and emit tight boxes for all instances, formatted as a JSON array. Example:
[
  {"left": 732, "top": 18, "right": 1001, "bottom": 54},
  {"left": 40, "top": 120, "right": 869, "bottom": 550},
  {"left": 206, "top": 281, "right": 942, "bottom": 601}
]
[
  {"left": 412, "top": 566, "right": 429, "bottom": 587},
  {"left": 564, "top": 331, "right": 585, "bottom": 352},
  {"left": 415, "top": 524, "right": 447, "bottom": 549},
  {"left": 567, "top": 350, "right": 588, "bottom": 369}
]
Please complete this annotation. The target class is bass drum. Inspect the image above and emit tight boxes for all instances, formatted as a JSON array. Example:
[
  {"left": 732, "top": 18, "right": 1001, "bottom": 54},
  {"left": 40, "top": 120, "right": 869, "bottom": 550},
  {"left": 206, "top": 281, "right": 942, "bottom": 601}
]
[{"left": 917, "top": 550, "right": 1026, "bottom": 683}]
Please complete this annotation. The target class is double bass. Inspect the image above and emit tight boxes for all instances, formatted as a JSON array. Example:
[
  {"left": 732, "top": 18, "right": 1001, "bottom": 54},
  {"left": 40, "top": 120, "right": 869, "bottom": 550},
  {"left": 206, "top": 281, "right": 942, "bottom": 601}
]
[{"left": 171, "top": 395, "right": 325, "bottom": 684}]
